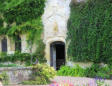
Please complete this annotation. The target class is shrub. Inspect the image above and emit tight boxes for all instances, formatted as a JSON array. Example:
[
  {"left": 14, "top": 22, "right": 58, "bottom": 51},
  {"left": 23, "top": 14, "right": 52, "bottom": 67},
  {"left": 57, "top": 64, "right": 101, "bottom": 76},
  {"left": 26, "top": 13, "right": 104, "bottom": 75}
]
[
  {"left": 57, "top": 66, "right": 71, "bottom": 76},
  {"left": 22, "top": 64, "right": 56, "bottom": 85},
  {"left": 57, "top": 65, "right": 85, "bottom": 77},
  {"left": 0, "top": 75, "right": 3, "bottom": 81},
  {"left": 85, "top": 64, "right": 112, "bottom": 79},
  {"left": 0, "top": 51, "right": 46, "bottom": 66},
  {"left": 85, "top": 64, "right": 100, "bottom": 77},
  {"left": 0, "top": 72, "right": 9, "bottom": 85},
  {"left": 57, "top": 64, "right": 112, "bottom": 79}
]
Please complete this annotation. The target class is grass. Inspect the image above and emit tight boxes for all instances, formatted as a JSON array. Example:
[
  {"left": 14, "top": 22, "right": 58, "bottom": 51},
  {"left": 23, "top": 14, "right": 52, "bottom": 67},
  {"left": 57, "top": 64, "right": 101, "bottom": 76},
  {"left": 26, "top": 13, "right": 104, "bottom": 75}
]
[{"left": 0, "top": 64, "right": 18, "bottom": 67}]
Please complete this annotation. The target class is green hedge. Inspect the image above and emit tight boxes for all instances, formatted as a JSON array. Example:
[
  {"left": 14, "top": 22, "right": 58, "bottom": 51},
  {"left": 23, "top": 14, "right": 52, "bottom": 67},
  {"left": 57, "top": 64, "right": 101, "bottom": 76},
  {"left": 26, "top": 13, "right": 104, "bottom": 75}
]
[
  {"left": 0, "top": 52, "right": 46, "bottom": 66},
  {"left": 67, "top": 0, "right": 112, "bottom": 64}
]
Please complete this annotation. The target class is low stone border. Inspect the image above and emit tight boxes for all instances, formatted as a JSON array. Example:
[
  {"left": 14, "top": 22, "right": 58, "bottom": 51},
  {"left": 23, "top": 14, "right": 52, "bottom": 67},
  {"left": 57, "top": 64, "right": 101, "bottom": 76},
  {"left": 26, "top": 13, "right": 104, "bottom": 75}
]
[
  {"left": 0, "top": 67, "right": 32, "bottom": 72},
  {"left": 0, "top": 67, "right": 33, "bottom": 84}
]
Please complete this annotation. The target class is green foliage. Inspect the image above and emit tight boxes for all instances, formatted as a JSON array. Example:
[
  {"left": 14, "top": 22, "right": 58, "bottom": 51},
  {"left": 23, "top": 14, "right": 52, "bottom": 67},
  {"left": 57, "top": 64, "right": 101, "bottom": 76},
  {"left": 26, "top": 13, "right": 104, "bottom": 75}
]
[
  {"left": 0, "top": 19, "right": 3, "bottom": 27},
  {"left": 57, "top": 66, "right": 71, "bottom": 76},
  {"left": 0, "top": 0, "right": 46, "bottom": 66},
  {"left": 85, "top": 64, "right": 100, "bottom": 77},
  {"left": 22, "top": 64, "right": 56, "bottom": 85},
  {"left": 57, "top": 64, "right": 112, "bottom": 79},
  {"left": 22, "top": 80, "right": 47, "bottom": 85},
  {"left": 0, "top": 0, "right": 46, "bottom": 51},
  {"left": 3, "top": 0, "right": 45, "bottom": 24},
  {"left": 34, "top": 40, "right": 46, "bottom": 63},
  {"left": 0, "top": 0, "right": 45, "bottom": 23},
  {"left": 57, "top": 65, "right": 85, "bottom": 77},
  {"left": 67, "top": 0, "right": 112, "bottom": 63},
  {"left": 85, "top": 64, "right": 112, "bottom": 79},
  {"left": 0, "top": 75, "right": 3, "bottom": 81},
  {"left": 32, "top": 64, "right": 56, "bottom": 81},
  {"left": 0, "top": 51, "right": 46, "bottom": 66},
  {"left": 0, "top": 72, "right": 9, "bottom": 85},
  {"left": 0, "top": 64, "right": 18, "bottom": 67},
  {"left": 96, "top": 79, "right": 105, "bottom": 86}
]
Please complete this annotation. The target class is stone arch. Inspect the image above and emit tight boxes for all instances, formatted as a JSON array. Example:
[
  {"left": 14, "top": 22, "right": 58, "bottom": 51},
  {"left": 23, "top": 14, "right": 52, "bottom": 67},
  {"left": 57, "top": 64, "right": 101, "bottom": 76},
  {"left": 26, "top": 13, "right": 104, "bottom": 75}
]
[
  {"left": 45, "top": 37, "right": 66, "bottom": 70},
  {"left": 50, "top": 41, "right": 65, "bottom": 70}
]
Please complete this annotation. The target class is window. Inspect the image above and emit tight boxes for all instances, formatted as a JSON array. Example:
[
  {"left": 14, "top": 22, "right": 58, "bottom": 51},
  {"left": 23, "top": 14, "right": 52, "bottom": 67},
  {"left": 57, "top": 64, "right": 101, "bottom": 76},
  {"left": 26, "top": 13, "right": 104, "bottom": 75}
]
[
  {"left": 1, "top": 37, "right": 7, "bottom": 52},
  {"left": 15, "top": 35, "right": 21, "bottom": 51}
]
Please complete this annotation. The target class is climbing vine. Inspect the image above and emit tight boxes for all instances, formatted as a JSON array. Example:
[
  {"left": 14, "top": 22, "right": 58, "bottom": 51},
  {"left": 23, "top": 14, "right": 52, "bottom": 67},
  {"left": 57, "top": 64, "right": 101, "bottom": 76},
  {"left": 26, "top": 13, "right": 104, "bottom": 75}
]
[
  {"left": 67, "top": 0, "right": 112, "bottom": 64},
  {"left": 0, "top": 0, "right": 46, "bottom": 63},
  {"left": 0, "top": 0, "right": 46, "bottom": 42}
]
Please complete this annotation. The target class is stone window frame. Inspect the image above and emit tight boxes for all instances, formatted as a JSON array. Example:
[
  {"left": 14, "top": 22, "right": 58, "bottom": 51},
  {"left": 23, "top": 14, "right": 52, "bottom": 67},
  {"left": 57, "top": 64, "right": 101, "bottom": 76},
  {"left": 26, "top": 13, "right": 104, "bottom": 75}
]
[{"left": 15, "top": 35, "right": 22, "bottom": 52}]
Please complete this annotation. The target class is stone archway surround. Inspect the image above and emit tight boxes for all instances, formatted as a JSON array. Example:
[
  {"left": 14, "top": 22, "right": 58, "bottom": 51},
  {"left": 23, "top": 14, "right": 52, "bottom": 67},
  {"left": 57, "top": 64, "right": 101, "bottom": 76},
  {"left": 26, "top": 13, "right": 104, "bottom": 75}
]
[
  {"left": 45, "top": 37, "right": 66, "bottom": 66},
  {"left": 42, "top": 0, "right": 71, "bottom": 67}
]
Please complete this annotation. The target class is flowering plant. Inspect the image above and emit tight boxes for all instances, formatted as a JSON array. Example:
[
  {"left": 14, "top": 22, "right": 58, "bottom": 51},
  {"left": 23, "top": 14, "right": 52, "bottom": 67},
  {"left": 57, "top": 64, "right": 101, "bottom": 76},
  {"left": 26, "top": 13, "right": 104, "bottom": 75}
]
[
  {"left": 50, "top": 81, "right": 74, "bottom": 86},
  {"left": 50, "top": 77, "right": 110, "bottom": 86}
]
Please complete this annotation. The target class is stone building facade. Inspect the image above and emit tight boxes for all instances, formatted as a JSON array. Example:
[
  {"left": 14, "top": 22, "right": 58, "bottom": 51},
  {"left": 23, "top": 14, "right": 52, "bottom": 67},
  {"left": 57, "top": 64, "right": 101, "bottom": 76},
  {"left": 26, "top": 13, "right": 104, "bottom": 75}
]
[
  {"left": 0, "top": 0, "right": 86, "bottom": 69},
  {"left": 42, "top": 0, "right": 71, "bottom": 69},
  {"left": 0, "top": 34, "right": 36, "bottom": 54}
]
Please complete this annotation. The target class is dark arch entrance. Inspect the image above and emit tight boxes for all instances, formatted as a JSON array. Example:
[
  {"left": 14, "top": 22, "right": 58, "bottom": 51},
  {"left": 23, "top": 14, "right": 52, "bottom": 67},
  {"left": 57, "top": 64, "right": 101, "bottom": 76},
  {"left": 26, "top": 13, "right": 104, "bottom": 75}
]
[{"left": 50, "top": 41, "right": 65, "bottom": 70}]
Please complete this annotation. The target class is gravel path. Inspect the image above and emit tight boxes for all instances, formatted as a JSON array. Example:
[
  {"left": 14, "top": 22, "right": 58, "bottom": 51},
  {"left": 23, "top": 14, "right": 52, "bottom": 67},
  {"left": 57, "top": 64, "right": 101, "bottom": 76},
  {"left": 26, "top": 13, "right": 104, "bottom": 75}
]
[
  {"left": 2, "top": 76, "right": 112, "bottom": 86},
  {"left": 51, "top": 76, "right": 112, "bottom": 86}
]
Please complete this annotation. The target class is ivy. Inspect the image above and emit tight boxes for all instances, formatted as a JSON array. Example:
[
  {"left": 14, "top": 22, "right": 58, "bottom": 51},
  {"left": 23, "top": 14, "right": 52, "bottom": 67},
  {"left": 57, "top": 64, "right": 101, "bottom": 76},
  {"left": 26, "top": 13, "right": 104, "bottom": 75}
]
[
  {"left": 0, "top": 19, "right": 3, "bottom": 27},
  {"left": 0, "top": 0, "right": 46, "bottom": 43},
  {"left": 67, "top": 0, "right": 112, "bottom": 64},
  {"left": 3, "top": 0, "right": 45, "bottom": 24},
  {"left": 0, "top": 0, "right": 46, "bottom": 63}
]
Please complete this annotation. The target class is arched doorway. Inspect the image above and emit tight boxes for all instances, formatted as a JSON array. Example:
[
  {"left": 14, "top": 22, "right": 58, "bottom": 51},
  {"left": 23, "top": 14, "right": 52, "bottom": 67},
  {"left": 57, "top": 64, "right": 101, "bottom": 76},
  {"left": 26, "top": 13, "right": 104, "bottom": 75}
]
[{"left": 50, "top": 41, "right": 65, "bottom": 70}]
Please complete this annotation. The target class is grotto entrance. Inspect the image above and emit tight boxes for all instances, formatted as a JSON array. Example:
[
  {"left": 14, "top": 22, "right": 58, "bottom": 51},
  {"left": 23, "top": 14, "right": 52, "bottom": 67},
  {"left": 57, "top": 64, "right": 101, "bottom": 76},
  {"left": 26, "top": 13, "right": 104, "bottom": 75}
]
[{"left": 50, "top": 41, "right": 65, "bottom": 70}]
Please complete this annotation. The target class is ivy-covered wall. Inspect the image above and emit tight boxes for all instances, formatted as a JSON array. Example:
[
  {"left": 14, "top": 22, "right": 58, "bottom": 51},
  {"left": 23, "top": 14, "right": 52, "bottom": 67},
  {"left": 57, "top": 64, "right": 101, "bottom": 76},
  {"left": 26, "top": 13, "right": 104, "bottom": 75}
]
[
  {"left": 0, "top": 0, "right": 46, "bottom": 64},
  {"left": 67, "top": 0, "right": 112, "bottom": 64},
  {"left": 0, "top": 0, "right": 46, "bottom": 44},
  {"left": 0, "top": 0, "right": 46, "bottom": 53}
]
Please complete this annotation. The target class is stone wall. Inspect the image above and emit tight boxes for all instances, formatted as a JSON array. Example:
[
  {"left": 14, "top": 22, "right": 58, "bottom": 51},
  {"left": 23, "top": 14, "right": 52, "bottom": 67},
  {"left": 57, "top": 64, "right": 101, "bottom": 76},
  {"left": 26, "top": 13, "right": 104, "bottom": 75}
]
[
  {"left": 20, "top": 34, "right": 30, "bottom": 53},
  {"left": 42, "top": 0, "right": 71, "bottom": 64},
  {"left": 0, "top": 67, "right": 32, "bottom": 84},
  {"left": 66, "top": 61, "right": 93, "bottom": 68},
  {"left": 0, "top": 34, "right": 36, "bottom": 54},
  {"left": 7, "top": 37, "right": 15, "bottom": 54}
]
